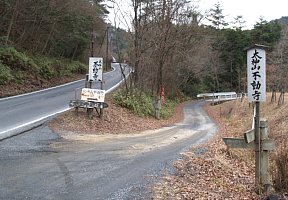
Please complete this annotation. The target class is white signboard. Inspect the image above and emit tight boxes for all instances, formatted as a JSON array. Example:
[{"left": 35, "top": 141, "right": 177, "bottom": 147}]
[
  {"left": 247, "top": 48, "right": 266, "bottom": 102},
  {"left": 81, "top": 88, "right": 105, "bottom": 102},
  {"left": 89, "top": 57, "right": 103, "bottom": 81}
]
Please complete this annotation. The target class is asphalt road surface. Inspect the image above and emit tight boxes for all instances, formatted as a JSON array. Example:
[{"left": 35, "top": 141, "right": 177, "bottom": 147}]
[
  {"left": 0, "top": 101, "right": 217, "bottom": 200},
  {"left": 0, "top": 63, "right": 130, "bottom": 139}
]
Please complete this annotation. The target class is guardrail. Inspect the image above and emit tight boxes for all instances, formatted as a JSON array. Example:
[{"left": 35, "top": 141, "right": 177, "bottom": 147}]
[{"left": 197, "top": 92, "right": 244, "bottom": 104}]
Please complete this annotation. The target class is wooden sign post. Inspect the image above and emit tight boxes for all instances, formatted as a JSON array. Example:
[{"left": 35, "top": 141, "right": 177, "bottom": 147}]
[
  {"left": 223, "top": 45, "right": 275, "bottom": 194},
  {"left": 223, "top": 119, "right": 275, "bottom": 193},
  {"left": 248, "top": 44, "right": 266, "bottom": 193}
]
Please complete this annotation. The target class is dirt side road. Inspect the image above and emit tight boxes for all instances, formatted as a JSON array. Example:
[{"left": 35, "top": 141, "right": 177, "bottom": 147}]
[{"left": 0, "top": 101, "right": 216, "bottom": 200}]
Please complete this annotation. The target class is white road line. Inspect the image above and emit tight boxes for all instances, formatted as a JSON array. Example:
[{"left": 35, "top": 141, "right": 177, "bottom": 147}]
[
  {"left": 0, "top": 67, "right": 117, "bottom": 102},
  {"left": 0, "top": 79, "right": 84, "bottom": 101},
  {"left": 0, "top": 108, "right": 71, "bottom": 136},
  {"left": 0, "top": 66, "right": 130, "bottom": 138}
]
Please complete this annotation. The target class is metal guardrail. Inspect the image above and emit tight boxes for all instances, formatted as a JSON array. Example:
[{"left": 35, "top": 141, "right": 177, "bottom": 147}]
[{"left": 197, "top": 92, "right": 240, "bottom": 102}]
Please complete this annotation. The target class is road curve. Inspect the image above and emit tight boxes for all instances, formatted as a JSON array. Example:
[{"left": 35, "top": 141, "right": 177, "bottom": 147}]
[
  {"left": 0, "top": 63, "right": 130, "bottom": 139},
  {"left": 0, "top": 101, "right": 217, "bottom": 200}
]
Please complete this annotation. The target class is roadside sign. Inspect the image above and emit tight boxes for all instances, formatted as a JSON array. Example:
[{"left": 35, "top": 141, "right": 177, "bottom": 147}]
[
  {"left": 247, "top": 46, "right": 266, "bottom": 102},
  {"left": 81, "top": 88, "right": 105, "bottom": 102},
  {"left": 89, "top": 57, "right": 103, "bottom": 81}
]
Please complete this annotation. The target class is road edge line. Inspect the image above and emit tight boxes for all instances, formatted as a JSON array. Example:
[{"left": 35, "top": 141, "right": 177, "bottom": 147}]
[{"left": 0, "top": 66, "right": 129, "bottom": 140}]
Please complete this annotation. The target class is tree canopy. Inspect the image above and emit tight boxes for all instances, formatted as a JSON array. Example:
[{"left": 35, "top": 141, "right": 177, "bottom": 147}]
[
  {"left": 0, "top": 0, "right": 107, "bottom": 60},
  {"left": 124, "top": 0, "right": 283, "bottom": 97},
  {"left": 0, "top": 0, "right": 285, "bottom": 97}
]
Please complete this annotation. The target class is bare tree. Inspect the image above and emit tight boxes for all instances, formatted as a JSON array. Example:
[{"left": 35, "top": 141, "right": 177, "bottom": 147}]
[{"left": 271, "top": 23, "right": 288, "bottom": 105}]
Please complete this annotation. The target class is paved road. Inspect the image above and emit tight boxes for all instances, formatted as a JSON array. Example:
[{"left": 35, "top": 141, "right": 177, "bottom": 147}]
[
  {"left": 0, "top": 101, "right": 217, "bottom": 200},
  {"left": 0, "top": 63, "right": 130, "bottom": 139}
]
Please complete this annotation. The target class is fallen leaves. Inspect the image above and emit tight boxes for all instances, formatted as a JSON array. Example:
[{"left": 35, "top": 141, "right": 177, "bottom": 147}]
[
  {"left": 154, "top": 94, "right": 288, "bottom": 199},
  {"left": 49, "top": 98, "right": 185, "bottom": 135},
  {"left": 153, "top": 99, "right": 261, "bottom": 200},
  {"left": 153, "top": 139, "right": 260, "bottom": 200}
]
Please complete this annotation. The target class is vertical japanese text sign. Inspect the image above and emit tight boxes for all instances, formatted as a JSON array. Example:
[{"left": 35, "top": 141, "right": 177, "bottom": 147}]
[
  {"left": 89, "top": 57, "right": 103, "bottom": 82},
  {"left": 247, "top": 46, "right": 266, "bottom": 102}
]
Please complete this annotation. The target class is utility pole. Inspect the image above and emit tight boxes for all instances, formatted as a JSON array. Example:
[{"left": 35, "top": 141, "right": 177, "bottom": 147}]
[
  {"left": 91, "top": 40, "right": 94, "bottom": 58},
  {"left": 230, "top": 59, "right": 233, "bottom": 90},
  {"left": 100, "top": 27, "right": 109, "bottom": 119},
  {"left": 90, "top": 35, "right": 94, "bottom": 89},
  {"left": 87, "top": 36, "right": 95, "bottom": 119},
  {"left": 105, "top": 27, "right": 109, "bottom": 72}
]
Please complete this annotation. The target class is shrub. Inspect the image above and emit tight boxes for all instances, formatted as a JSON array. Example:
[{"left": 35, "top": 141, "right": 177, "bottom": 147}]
[
  {"left": 113, "top": 89, "right": 154, "bottom": 117},
  {"left": 63, "top": 61, "right": 87, "bottom": 75},
  {"left": 113, "top": 88, "right": 182, "bottom": 119},
  {"left": 0, "top": 47, "right": 39, "bottom": 72},
  {"left": 0, "top": 36, "right": 10, "bottom": 47},
  {"left": 40, "top": 64, "right": 57, "bottom": 79},
  {"left": 160, "top": 99, "right": 180, "bottom": 119},
  {"left": 0, "top": 62, "right": 13, "bottom": 85},
  {"left": 34, "top": 56, "right": 86, "bottom": 79}
]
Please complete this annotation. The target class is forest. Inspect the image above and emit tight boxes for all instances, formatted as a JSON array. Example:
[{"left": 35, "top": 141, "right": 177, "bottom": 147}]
[{"left": 0, "top": 0, "right": 287, "bottom": 99}]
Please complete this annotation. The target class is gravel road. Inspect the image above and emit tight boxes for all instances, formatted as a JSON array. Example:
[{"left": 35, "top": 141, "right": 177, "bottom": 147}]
[{"left": 0, "top": 101, "right": 217, "bottom": 200}]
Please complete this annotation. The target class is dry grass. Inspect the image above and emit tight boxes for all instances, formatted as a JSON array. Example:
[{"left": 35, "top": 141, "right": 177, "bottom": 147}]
[
  {"left": 153, "top": 93, "right": 288, "bottom": 200},
  {"left": 209, "top": 93, "right": 288, "bottom": 194}
]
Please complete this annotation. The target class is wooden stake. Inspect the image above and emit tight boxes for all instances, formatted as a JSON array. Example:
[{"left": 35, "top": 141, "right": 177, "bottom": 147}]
[
  {"left": 260, "top": 119, "right": 272, "bottom": 193},
  {"left": 255, "top": 101, "right": 261, "bottom": 193}
]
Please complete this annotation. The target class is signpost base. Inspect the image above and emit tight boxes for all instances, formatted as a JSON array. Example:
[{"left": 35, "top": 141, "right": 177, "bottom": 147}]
[{"left": 222, "top": 118, "right": 275, "bottom": 194}]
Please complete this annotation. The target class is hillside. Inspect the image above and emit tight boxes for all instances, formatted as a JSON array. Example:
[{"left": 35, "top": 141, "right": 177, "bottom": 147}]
[{"left": 0, "top": 47, "right": 87, "bottom": 97}]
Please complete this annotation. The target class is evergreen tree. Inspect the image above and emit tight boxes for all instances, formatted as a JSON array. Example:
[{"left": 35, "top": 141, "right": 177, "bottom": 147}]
[
  {"left": 207, "top": 2, "right": 228, "bottom": 30},
  {"left": 250, "top": 18, "right": 281, "bottom": 48},
  {"left": 232, "top": 15, "right": 246, "bottom": 30}
]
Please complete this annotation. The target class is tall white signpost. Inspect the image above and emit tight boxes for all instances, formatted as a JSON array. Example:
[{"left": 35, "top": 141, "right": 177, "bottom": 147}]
[
  {"left": 88, "top": 57, "right": 104, "bottom": 118},
  {"left": 247, "top": 47, "right": 266, "bottom": 102},
  {"left": 89, "top": 57, "right": 103, "bottom": 82},
  {"left": 223, "top": 45, "right": 274, "bottom": 194},
  {"left": 247, "top": 44, "right": 267, "bottom": 193}
]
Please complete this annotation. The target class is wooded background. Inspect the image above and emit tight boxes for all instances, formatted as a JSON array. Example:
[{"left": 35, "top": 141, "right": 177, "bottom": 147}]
[{"left": 1, "top": 0, "right": 288, "bottom": 98}]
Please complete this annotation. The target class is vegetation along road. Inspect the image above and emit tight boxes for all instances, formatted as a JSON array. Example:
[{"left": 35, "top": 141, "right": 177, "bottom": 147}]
[
  {"left": 0, "top": 101, "right": 216, "bottom": 200},
  {"left": 0, "top": 63, "right": 130, "bottom": 140}
]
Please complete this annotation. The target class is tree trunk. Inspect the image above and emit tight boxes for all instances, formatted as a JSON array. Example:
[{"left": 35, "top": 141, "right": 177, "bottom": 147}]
[
  {"left": 271, "top": 89, "right": 276, "bottom": 103},
  {"left": 278, "top": 89, "right": 285, "bottom": 106},
  {"left": 41, "top": 22, "right": 56, "bottom": 54},
  {"left": 71, "top": 44, "right": 78, "bottom": 60},
  {"left": 5, "top": 0, "right": 19, "bottom": 45},
  {"left": 133, "top": 0, "right": 140, "bottom": 86},
  {"left": 213, "top": 69, "right": 220, "bottom": 92}
]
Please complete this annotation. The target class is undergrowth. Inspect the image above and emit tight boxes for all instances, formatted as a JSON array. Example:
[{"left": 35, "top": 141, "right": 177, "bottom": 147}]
[
  {"left": 0, "top": 46, "right": 86, "bottom": 85},
  {"left": 112, "top": 88, "right": 181, "bottom": 119}
]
